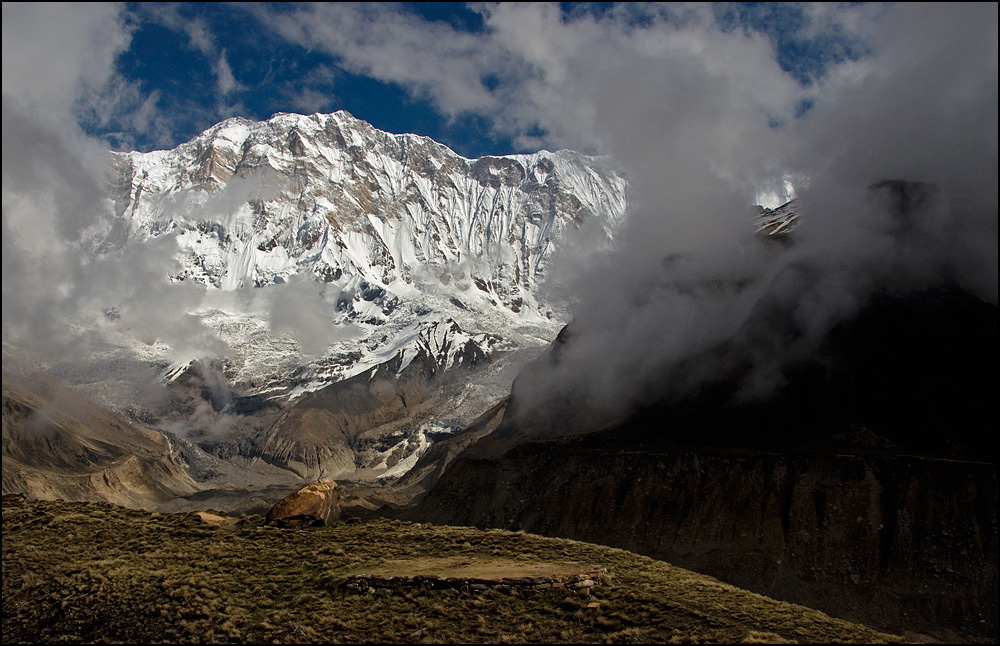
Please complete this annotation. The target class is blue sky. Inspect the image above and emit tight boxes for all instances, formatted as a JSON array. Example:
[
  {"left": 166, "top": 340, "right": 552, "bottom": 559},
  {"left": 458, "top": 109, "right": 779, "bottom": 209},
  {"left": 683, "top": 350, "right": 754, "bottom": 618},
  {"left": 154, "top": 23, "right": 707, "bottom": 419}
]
[
  {"left": 107, "top": 3, "right": 502, "bottom": 155},
  {"left": 62, "top": 2, "right": 871, "bottom": 159}
]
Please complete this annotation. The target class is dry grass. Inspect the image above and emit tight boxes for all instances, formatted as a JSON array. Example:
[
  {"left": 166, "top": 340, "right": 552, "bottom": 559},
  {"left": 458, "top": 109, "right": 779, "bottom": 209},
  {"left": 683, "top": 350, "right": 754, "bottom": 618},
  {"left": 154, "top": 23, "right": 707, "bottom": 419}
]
[{"left": 2, "top": 496, "right": 904, "bottom": 644}]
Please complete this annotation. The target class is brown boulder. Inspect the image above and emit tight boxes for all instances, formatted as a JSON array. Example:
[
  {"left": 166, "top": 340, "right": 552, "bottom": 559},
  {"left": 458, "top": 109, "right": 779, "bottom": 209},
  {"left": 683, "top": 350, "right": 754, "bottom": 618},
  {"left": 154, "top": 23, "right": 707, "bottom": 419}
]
[{"left": 266, "top": 479, "right": 340, "bottom": 527}]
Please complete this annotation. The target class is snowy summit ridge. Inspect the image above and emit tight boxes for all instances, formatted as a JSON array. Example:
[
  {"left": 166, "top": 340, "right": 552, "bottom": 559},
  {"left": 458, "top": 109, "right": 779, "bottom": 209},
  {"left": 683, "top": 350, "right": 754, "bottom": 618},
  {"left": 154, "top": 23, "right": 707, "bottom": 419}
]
[{"left": 104, "top": 110, "right": 629, "bottom": 312}]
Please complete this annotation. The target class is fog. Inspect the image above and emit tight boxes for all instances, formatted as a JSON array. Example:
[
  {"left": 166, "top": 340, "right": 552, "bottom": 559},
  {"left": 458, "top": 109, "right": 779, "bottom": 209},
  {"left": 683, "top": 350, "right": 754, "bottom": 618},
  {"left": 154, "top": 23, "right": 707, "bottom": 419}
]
[{"left": 503, "top": 3, "right": 997, "bottom": 430}]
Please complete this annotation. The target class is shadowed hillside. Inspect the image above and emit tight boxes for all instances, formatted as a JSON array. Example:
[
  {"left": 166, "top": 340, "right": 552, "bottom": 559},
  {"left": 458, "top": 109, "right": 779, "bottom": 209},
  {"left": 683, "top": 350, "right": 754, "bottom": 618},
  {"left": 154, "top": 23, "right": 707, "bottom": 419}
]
[{"left": 411, "top": 286, "right": 998, "bottom": 642}]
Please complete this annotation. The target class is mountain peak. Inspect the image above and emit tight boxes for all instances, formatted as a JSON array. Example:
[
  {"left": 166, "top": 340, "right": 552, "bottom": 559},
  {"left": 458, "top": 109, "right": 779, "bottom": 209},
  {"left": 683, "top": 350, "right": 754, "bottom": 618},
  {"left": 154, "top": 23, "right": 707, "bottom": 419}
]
[{"left": 98, "top": 110, "right": 629, "bottom": 403}]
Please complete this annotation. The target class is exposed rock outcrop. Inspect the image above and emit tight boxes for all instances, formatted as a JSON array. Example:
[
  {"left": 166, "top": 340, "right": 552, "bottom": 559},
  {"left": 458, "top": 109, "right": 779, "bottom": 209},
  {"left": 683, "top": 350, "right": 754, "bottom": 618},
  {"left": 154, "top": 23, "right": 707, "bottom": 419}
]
[
  {"left": 391, "top": 400, "right": 508, "bottom": 499},
  {"left": 248, "top": 351, "right": 445, "bottom": 480},
  {"left": 413, "top": 444, "right": 996, "bottom": 640},
  {"left": 1, "top": 374, "right": 199, "bottom": 509},
  {"left": 266, "top": 479, "right": 341, "bottom": 527}
]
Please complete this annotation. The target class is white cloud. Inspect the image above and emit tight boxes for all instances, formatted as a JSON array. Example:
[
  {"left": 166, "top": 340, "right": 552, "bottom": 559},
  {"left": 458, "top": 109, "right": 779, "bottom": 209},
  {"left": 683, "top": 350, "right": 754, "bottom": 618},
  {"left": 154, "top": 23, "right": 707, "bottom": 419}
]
[
  {"left": 1, "top": 3, "right": 229, "bottom": 374},
  {"left": 264, "top": 275, "right": 360, "bottom": 358},
  {"left": 253, "top": 2, "right": 997, "bottom": 430},
  {"left": 258, "top": 3, "right": 502, "bottom": 116},
  {"left": 213, "top": 50, "right": 241, "bottom": 96},
  {"left": 2, "top": 2, "right": 133, "bottom": 119}
]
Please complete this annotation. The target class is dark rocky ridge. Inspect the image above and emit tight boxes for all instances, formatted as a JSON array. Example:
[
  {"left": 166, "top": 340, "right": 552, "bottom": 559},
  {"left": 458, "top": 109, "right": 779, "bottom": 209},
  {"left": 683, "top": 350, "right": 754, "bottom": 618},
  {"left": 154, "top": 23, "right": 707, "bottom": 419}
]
[
  {"left": 413, "top": 441, "right": 996, "bottom": 641},
  {"left": 410, "top": 286, "right": 999, "bottom": 641}
]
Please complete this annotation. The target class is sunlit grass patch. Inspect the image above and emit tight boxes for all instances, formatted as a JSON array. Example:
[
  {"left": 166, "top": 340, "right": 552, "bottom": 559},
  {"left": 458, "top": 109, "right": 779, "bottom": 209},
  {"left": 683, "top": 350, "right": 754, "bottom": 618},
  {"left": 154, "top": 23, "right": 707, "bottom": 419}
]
[{"left": 2, "top": 496, "right": 903, "bottom": 644}]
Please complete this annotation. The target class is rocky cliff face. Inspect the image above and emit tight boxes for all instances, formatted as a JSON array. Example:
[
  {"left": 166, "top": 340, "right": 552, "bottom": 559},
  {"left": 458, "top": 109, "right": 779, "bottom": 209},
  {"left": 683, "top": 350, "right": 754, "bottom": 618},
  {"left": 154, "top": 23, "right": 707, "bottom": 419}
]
[
  {"left": 245, "top": 350, "right": 445, "bottom": 480},
  {"left": 412, "top": 443, "right": 996, "bottom": 640}
]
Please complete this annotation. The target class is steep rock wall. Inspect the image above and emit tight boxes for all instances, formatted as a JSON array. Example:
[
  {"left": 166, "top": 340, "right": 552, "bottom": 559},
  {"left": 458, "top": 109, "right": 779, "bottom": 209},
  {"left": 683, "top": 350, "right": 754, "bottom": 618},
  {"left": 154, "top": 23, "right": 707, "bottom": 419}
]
[{"left": 412, "top": 445, "right": 997, "bottom": 640}]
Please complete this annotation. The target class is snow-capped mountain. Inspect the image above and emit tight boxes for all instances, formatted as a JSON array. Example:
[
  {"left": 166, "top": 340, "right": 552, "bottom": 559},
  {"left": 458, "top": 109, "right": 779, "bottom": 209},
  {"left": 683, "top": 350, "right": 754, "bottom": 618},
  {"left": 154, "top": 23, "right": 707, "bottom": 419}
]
[
  {"left": 20, "top": 110, "right": 629, "bottom": 485},
  {"left": 104, "top": 110, "right": 628, "bottom": 309},
  {"left": 755, "top": 199, "right": 799, "bottom": 236},
  {"left": 3, "top": 108, "right": 825, "bottom": 501},
  {"left": 97, "top": 110, "right": 630, "bottom": 399}
]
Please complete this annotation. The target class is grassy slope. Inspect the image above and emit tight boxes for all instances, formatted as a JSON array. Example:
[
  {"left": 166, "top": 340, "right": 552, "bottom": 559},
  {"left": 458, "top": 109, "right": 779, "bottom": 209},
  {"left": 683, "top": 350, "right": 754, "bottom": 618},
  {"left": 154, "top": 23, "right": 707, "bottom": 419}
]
[{"left": 2, "top": 497, "right": 903, "bottom": 644}]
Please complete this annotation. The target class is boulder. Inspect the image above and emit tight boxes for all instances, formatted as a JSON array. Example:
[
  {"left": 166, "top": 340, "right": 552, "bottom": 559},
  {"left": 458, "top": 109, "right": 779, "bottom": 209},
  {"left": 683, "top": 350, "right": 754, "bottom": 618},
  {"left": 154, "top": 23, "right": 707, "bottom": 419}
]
[
  {"left": 266, "top": 479, "right": 340, "bottom": 527},
  {"left": 191, "top": 511, "right": 239, "bottom": 529}
]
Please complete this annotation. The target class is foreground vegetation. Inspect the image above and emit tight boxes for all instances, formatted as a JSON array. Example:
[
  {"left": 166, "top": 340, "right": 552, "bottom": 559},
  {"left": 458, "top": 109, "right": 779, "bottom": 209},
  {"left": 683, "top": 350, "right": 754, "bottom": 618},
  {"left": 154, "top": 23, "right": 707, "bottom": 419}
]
[{"left": 2, "top": 496, "right": 903, "bottom": 644}]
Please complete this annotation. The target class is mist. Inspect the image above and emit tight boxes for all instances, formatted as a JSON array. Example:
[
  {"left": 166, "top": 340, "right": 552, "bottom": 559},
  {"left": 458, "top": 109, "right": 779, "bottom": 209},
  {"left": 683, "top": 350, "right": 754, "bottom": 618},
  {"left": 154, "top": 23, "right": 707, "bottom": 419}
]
[
  {"left": 3, "top": 5, "right": 333, "bottom": 418},
  {"left": 503, "top": 3, "right": 997, "bottom": 431}
]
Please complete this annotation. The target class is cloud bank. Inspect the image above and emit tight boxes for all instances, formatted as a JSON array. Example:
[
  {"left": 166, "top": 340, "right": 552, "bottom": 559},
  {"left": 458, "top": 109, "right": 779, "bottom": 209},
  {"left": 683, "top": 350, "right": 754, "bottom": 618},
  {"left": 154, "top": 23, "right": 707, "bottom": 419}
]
[
  {"left": 503, "top": 3, "right": 996, "bottom": 429},
  {"left": 254, "top": 2, "right": 997, "bottom": 429},
  {"left": 3, "top": 3, "right": 996, "bottom": 438}
]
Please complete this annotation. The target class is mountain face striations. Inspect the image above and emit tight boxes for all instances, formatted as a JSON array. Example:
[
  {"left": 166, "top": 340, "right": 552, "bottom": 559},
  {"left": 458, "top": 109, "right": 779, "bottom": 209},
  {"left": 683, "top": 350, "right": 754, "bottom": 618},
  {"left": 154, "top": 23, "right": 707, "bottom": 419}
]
[
  {"left": 5, "top": 110, "right": 630, "bottom": 498},
  {"left": 105, "top": 111, "right": 628, "bottom": 301}
]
